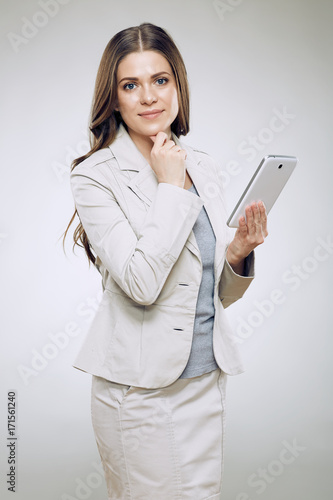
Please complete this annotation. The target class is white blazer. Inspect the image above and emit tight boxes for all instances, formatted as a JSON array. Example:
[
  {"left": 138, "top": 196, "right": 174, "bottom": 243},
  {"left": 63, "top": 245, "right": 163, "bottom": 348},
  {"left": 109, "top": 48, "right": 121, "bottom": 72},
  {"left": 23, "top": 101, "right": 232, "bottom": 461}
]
[{"left": 70, "top": 124, "right": 255, "bottom": 388}]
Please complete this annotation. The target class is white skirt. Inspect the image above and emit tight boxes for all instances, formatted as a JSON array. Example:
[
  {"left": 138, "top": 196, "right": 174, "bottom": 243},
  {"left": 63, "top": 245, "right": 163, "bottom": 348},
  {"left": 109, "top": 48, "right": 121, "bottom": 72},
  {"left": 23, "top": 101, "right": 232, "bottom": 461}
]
[{"left": 91, "top": 368, "right": 227, "bottom": 500}]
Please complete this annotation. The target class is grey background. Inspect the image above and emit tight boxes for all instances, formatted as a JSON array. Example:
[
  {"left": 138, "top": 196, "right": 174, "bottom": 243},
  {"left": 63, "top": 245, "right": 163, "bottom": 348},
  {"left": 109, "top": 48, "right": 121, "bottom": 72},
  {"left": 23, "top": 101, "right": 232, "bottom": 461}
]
[{"left": 1, "top": 0, "right": 332, "bottom": 499}]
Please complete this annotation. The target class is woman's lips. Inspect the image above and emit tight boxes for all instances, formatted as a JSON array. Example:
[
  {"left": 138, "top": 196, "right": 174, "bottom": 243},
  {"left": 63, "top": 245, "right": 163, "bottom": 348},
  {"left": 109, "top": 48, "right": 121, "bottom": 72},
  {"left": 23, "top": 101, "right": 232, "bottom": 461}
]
[{"left": 139, "top": 110, "right": 163, "bottom": 120}]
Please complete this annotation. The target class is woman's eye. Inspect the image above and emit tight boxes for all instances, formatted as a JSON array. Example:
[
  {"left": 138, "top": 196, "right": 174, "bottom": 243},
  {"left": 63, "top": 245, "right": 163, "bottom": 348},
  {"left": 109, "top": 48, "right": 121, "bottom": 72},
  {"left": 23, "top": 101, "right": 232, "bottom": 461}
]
[
  {"left": 123, "top": 82, "right": 137, "bottom": 90},
  {"left": 156, "top": 78, "right": 168, "bottom": 85}
]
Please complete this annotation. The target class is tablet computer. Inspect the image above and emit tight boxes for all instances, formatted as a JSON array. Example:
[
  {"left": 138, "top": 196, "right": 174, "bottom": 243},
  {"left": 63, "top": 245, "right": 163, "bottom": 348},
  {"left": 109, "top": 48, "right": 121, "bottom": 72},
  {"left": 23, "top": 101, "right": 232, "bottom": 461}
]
[{"left": 227, "top": 155, "right": 298, "bottom": 228}]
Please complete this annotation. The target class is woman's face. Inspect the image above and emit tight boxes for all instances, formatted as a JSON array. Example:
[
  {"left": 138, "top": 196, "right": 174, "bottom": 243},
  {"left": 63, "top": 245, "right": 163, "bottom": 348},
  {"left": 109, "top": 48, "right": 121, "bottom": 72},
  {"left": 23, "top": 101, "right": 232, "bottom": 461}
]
[{"left": 116, "top": 50, "right": 179, "bottom": 143}]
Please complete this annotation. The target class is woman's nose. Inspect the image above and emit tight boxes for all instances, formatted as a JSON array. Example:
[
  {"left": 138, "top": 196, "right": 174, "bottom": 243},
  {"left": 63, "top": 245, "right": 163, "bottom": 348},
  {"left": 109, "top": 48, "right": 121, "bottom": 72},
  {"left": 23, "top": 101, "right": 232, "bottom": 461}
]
[{"left": 140, "top": 85, "right": 157, "bottom": 105}]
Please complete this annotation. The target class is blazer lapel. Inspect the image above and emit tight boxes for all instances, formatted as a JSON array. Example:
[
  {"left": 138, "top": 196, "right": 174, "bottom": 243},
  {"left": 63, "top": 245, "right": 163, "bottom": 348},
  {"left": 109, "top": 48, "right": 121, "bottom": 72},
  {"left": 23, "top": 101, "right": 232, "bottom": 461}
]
[
  {"left": 183, "top": 144, "right": 228, "bottom": 275},
  {"left": 109, "top": 124, "right": 160, "bottom": 205}
]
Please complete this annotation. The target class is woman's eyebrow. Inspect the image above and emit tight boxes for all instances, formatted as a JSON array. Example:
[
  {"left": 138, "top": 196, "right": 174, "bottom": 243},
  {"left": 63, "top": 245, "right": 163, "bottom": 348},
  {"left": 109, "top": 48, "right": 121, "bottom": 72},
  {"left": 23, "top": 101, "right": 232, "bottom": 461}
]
[{"left": 118, "top": 71, "right": 172, "bottom": 84}]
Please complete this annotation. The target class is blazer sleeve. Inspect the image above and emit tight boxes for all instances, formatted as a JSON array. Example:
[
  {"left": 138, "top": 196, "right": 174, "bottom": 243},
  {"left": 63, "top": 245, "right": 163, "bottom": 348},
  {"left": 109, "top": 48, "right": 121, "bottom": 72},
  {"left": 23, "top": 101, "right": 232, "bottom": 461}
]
[
  {"left": 70, "top": 164, "right": 204, "bottom": 306},
  {"left": 218, "top": 249, "right": 255, "bottom": 308}
]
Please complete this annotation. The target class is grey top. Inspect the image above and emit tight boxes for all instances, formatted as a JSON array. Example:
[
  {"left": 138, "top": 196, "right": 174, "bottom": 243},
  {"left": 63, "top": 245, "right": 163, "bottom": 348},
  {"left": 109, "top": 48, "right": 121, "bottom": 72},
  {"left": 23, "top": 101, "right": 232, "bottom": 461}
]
[{"left": 179, "top": 183, "right": 219, "bottom": 378}]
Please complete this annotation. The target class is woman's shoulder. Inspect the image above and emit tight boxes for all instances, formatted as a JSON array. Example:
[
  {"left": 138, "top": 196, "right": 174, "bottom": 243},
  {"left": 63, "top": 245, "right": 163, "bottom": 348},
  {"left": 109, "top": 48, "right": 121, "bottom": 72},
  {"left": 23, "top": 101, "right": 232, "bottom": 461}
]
[
  {"left": 69, "top": 147, "right": 118, "bottom": 194},
  {"left": 72, "top": 147, "right": 115, "bottom": 174}
]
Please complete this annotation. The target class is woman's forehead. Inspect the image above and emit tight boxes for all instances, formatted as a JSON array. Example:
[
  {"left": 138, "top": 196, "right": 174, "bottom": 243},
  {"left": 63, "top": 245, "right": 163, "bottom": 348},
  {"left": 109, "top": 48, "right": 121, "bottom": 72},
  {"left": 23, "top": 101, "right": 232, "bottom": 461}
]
[{"left": 117, "top": 51, "right": 172, "bottom": 79}]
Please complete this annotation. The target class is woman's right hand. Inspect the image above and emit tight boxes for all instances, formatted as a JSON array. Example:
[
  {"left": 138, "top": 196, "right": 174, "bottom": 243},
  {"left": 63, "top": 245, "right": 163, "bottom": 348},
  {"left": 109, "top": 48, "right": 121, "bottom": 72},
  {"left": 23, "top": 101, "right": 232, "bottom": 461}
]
[{"left": 149, "top": 132, "right": 187, "bottom": 188}]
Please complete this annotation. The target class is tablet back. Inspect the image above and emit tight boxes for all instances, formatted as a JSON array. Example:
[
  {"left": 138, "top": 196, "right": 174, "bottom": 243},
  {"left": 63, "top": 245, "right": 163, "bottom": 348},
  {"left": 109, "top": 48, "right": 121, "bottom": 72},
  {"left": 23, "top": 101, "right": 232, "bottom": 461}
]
[{"left": 227, "top": 155, "right": 298, "bottom": 228}]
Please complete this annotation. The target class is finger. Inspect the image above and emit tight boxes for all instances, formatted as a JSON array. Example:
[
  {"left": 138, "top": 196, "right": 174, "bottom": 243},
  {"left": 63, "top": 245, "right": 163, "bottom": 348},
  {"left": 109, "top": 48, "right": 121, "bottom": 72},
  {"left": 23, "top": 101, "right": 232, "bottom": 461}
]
[
  {"left": 258, "top": 201, "right": 268, "bottom": 237},
  {"left": 252, "top": 202, "right": 262, "bottom": 229},
  {"left": 151, "top": 131, "right": 168, "bottom": 149},
  {"left": 170, "top": 144, "right": 187, "bottom": 157},
  {"left": 245, "top": 204, "right": 256, "bottom": 233},
  {"left": 171, "top": 145, "right": 186, "bottom": 157},
  {"left": 248, "top": 202, "right": 263, "bottom": 236},
  {"left": 238, "top": 215, "right": 248, "bottom": 235},
  {"left": 163, "top": 140, "right": 177, "bottom": 151},
  {"left": 258, "top": 200, "right": 265, "bottom": 210}
]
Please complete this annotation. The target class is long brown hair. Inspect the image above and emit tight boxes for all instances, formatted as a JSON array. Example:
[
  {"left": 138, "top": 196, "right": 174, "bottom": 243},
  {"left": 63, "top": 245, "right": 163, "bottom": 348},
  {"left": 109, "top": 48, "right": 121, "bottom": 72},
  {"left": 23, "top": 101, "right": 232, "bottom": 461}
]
[{"left": 63, "top": 22, "right": 190, "bottom": 264}]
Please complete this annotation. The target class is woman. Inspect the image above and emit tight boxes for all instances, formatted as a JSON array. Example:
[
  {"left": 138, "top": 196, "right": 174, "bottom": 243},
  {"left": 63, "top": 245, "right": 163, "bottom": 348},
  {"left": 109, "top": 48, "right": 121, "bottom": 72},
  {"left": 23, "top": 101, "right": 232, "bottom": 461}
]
[{"left": 64, "top": 22, "right": 268, "bottom": 500}]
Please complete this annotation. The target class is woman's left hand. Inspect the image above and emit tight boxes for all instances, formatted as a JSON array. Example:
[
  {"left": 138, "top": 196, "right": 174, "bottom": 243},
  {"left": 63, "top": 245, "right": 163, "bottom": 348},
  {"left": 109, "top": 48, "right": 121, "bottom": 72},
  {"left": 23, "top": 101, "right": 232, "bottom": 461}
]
[{"left": 226, "top": 201, "right": 268, "bottom": 274}]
